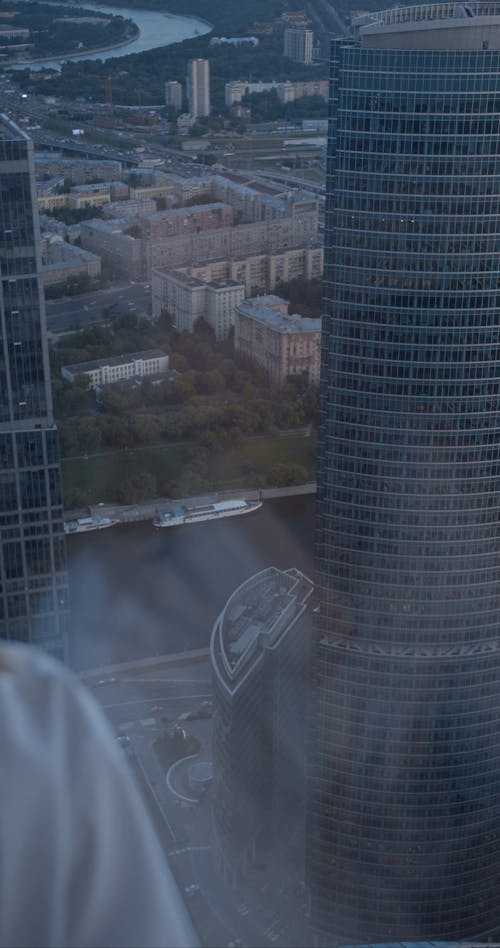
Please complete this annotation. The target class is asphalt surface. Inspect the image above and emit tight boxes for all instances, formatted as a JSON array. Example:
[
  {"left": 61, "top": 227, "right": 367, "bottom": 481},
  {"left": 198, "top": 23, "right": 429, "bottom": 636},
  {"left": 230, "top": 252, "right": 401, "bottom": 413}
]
[{"left": 46, "top": 282, "right": 152, "bottom": 331}]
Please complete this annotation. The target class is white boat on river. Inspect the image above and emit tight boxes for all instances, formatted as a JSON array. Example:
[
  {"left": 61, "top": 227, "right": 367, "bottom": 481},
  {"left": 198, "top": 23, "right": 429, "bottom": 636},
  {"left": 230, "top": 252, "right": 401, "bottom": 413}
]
[{"left": 153, "top": 499, "right": 262, "bottom": 529}]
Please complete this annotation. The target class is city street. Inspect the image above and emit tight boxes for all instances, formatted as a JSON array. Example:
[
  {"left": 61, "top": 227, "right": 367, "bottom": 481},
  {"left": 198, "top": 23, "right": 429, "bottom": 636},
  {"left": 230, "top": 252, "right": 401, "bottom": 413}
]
[
  {"left": 86, "top": 654, "right": 311, "bottom": 948},
  {"left": 46, "top": 282, "right": 152, "bottom": 331}
]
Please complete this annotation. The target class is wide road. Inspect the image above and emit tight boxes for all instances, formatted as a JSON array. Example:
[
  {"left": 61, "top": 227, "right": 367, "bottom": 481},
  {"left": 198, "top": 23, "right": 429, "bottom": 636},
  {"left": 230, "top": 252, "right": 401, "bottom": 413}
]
[
  {"left": 46, "top": 281, "right": 152, "bottom": 331},
  {"left": 88, "top": 661, "right": 211, "bottom": 732}
]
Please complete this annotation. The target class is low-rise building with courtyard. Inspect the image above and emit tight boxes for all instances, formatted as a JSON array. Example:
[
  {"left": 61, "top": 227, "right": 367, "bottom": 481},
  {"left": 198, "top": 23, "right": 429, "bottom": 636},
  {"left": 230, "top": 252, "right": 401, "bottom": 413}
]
[{"left": 61, "top": 349, "right": 169, "bottom": 389}]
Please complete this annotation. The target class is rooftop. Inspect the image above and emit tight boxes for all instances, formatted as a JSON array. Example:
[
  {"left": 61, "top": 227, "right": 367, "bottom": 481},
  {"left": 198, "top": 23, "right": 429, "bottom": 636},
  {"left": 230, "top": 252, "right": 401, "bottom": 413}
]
[
  {"left": 212, "top": 567, "right": 314, "bottom": 689},
  {"left": 143, "top": 202, "right": 231, "bottom": 222},
  {"left": 237, "top": 296, "right": 321, "bottom": 334},
  {"left": 355, "top": 1, "right": 500, "bottom": 49},
  {"left": 63, "top": 349, "right": 167, "bottom": 374}
]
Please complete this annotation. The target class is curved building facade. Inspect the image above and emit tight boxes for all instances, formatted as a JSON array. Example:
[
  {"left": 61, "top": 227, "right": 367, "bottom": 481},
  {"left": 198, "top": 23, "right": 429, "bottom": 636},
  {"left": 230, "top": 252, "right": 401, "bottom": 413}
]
[
  {"left": 211, "top": 567, "right": 312, "bottom": 885},
  {"left": 306, "top": 5, "right": 500, "bottom": 943}
]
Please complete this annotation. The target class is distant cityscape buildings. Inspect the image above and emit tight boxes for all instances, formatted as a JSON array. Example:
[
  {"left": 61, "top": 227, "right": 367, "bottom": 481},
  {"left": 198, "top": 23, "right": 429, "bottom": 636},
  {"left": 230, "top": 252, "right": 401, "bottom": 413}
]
[
  {"left": 80, "top": 173, "right": 320, "bottom": 282},
  {"left": 186, "top": 58, "right": 210, "bottom": 118},
  {"left": 211, "top": 566, "right": 313, "bottom": 886},
  {"left": 210, "top": 35, "right": 259, "bottom": 47},
  {"left": 224, "top": 78, "right": 328, "bottom": 107},
  {"left": 0, "top": 115, "right": 68, "bottom": 659},
  {"left": 306, "top": 3, "right": 500, "bottom": 944},
  {"left": 283, "top": 26, "right": 314, "bottom": 64}
]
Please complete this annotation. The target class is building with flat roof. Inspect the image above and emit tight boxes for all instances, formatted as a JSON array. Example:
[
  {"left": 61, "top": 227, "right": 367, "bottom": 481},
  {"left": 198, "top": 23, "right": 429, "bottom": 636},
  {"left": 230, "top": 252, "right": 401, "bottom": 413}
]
[
  {"left": 40, "top": 239, "right": 100, "bottom": 288},
  {"left": 61, "top": 349, "right": 169, "bottom": 389},
  {"left": 211, "top": 566, "right": 313, "bottom": 886},
  {"left": 0, "top": 114, "right": 68, "bottom": 659},
  {"left": 307, "top": 3, "right": 500, "bottom": 944},
  {"left": 283, "top": 26, "right": 314, "bottom": 63},
  {"left": 152, "top": 269, "right": 245, "bottom": 338},
  {"left": 165, "top": 80, "right": 183, "bottom": 110},
  {"left": 234, "top": 295, "right": 321, "bottom": 385},
  {"left": 225, "top": 77, "right": 328, "bottom": 107},
  {"left": 187, "top": 58, "right": 210, "bottom": 118},
  {"left": 152, "top": 244, "right": 323, "bottom": 327}
]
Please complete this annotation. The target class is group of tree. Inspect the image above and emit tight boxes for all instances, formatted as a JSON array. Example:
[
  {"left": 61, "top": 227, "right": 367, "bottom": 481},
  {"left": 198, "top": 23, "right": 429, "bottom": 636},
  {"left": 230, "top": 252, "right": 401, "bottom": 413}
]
[
  {"left": 56, "top": 378, "right": 317, "bottom": 458},
  {"left": 242, "top": 91, "right": 327, "bottom": 123},
  {"left": 53, "top": 307, "right": 319, "bottom": 505},
  {"left": 9, "top": 2, "right": 135, "bottom": 56},
  {"left": 275, "top": 276, "right": 323, "bottom": 318}
]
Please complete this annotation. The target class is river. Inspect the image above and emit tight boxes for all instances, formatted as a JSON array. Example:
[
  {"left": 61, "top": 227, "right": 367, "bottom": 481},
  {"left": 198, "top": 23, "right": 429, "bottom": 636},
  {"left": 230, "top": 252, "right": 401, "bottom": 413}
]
[
  {"left": 67, "top": 494, "right": 315, "bottom": 671},
  {"left": 11, "top": 1, "right": 212, "bottom": 71}
]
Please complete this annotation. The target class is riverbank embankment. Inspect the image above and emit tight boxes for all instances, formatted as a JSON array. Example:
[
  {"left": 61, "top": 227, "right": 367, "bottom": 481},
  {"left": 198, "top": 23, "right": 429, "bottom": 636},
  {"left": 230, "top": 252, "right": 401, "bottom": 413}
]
[{"left": 65, "top": 482, "right": 317, "bottom": 524}]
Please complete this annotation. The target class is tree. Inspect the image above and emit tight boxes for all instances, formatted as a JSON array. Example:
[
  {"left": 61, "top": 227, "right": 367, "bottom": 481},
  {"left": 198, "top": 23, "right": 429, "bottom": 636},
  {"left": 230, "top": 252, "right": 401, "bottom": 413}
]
[
  {"left": 117, "top": 471, "right": 157, "bottom": 504},
  {"left": 267, "top": 463, "right": 308, "bottom": 487},
  {"left": 170, "top": 352, "right": 188, "bottom": 373},
  {"left": 199, "top": 369, "right": 225, "bottom": 395}
]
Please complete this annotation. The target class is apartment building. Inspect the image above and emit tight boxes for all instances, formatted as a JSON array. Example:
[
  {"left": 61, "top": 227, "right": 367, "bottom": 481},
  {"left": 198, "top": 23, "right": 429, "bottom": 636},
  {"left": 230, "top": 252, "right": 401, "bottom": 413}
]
[
  {"left": 165, "top": 80, "right": 183, "bottom": 110},
  {"left": 283, "top": 26, "right": 314, "bottom": 64},
  {"left": 102, "top": 198, "right": 157, "bottom": 220},
  {"left": 152, "top": 244, "right": 323, "bottom": 321},
  {"left": 225, "top": 78, "right": 328, "bottom": 106},
  {"left": 40, "top": 239, "right": 101, "bottom": 288},
  {"left": 187, "top": 58, "right": 210, "bottom": 118},
  {"left": 151, "top": 269, "right": 245, "bottom": 338},
  {"left": 34, "top": 156, "right": 123, "bottom": 183},
  {"left": 140, "top": 203, "right": 233, "bottom": 240},
  {"left": 234, "top": 295, "right": 321, "bottom": 385}
]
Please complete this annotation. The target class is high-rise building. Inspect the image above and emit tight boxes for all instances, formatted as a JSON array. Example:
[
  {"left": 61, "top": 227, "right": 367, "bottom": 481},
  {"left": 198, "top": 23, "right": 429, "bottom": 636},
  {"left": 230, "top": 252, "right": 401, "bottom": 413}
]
[
  {"left": 165, "top": 80, "right": 183, "bottom": 111},
  {"left": 0, "top": 115, "right": 68, "bottom": 660},
  {"left": 283, "top": 27, "right": 314, "bottom": 64},
  {"left": 306, "top": 4, "right": 500, "bottom": 944},
  {"left": 187, "top": 58, "right": 210, "bottom": 118},
  {"left": 211, "top": 566, "right": 313, "bottom": 886}
]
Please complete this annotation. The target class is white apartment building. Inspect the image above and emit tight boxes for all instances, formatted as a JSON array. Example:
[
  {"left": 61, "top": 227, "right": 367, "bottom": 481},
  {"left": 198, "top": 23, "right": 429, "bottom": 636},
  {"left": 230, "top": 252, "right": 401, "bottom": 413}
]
[
  {"left": 187, "top": 58, "right": 210, "bottom": 118},
  {"left": 61, "top": 349, "right": 169, "bottom": 389},
  {"left": 234, "top": 296, "right": 321, "bottom": 385},
  {"left": 225, "top": 77, "right": 328, "bottom": 106},
  {"left": 153, "top": 269, "right": 245, "bottom": 339},
  {"left": 283, "top": 27, "right": 314, "bottom": 64}
]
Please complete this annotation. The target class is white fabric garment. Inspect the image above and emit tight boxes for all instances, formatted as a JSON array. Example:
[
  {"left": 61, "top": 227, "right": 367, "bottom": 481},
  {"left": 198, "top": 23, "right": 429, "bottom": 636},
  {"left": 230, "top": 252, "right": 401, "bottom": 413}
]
[{"left": 0, "top": 643, "right": 198, "bottom": 948}]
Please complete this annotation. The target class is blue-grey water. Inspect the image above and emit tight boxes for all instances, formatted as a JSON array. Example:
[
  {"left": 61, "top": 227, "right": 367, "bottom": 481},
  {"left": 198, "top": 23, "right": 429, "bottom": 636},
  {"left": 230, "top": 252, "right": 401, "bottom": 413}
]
[
  {"left": 10, "top": 1, "right": 212, "bottom": 71},
  {"left": 68, "top": 495, "right": 315, "bottom": 671}
]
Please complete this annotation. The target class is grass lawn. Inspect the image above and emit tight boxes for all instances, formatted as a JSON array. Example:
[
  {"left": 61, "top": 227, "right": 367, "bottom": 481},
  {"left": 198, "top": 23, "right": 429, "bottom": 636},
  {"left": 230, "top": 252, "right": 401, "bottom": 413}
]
[
  {"left": 208, "top": 436, "right": 316, "bottom": 487},
  {"left": 62, "top": 434, "right": 316, "bottom": 505}
]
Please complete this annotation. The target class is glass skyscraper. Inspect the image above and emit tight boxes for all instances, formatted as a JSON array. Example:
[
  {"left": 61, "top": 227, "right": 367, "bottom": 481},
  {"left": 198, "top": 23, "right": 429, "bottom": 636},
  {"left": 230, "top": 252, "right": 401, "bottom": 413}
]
[
  {"left": 0, "top": 115, "right": 68, "bottom": 660},
  {"left": 306, "top": 4, "right": 500, "bottom": 943}
]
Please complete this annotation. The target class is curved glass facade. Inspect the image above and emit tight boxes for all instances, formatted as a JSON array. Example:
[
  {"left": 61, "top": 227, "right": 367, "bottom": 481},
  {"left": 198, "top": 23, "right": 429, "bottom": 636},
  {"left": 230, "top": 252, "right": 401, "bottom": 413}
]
[{"left": 306, "top": 45, "right": 500, "bottom": 943}]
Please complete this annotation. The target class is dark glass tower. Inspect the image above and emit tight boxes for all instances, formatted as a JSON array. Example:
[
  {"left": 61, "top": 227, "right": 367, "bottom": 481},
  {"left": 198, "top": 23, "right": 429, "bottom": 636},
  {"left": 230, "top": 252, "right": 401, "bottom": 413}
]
[
  {"left": 306, "top": 4, "right": 500, "bottom": 943},
  {"left": 0, "top": 115, "right": 68, "bottom": 660}
]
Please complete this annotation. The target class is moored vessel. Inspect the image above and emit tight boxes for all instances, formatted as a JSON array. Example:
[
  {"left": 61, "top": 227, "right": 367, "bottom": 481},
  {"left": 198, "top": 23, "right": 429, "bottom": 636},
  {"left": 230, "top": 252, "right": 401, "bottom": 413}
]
[
  {"left": 64, "top": 515, "right": 119, "bottom": 535},
  {"left": 153, "top": 498, "right": 262, "bottom": 528}
]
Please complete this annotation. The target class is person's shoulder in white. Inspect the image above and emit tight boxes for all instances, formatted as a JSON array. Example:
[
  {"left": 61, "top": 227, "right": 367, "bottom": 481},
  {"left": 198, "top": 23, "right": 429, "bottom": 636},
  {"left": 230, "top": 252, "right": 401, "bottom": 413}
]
[{"left": 0, "top": 642, "right": 198, "bottom": 948}]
